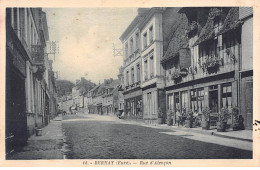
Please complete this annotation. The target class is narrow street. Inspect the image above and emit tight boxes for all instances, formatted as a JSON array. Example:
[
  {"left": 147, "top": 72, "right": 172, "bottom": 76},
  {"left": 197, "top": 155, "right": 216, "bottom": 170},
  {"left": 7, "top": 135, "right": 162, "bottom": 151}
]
[{"left": 62, "top": 114, "right": 252, "bottom": 159}]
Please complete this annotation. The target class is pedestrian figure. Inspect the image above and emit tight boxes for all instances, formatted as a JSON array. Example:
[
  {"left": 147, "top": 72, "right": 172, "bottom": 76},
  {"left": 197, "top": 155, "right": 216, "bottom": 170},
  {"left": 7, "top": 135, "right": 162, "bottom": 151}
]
[
  {"left": 69, "top": 106, "right": 72, "bottom": 115},
  {"left": 119, "top": 111, "right": 125, "bottom": 119},
  {"left": 176, "top": 109, "right": 181, "bottom": 127},
  {"left": 238, "top": 115, "right": 245, "bottom": 130},
  {"left": 193, "top": 110, "right": 200, "bottom": 126}
]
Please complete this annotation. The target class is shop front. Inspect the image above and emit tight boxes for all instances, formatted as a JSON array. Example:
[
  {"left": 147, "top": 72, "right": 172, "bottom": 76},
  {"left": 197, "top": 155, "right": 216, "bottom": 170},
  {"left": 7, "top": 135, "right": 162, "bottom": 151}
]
[
  {"left": 166, "top": 78, "right": 238, "bottom": 128},
  {"left": 124, "top": 89, "right": 143, "bottom": 120},
  {"left": 142, "top": 87, "right": 166, "bottom": 124}
]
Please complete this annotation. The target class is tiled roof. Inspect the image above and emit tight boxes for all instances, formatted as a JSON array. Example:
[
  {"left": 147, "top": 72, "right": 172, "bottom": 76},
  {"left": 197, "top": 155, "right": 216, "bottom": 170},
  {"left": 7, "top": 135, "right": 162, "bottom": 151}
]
[
  {"left": 218, "top": 7, "right": 242, "bottom": 35},
  {"left": 89, "top": 85, "right": 99, "bottom": 93},
  {"left": 193, "top": 7, "right": 241, "bottom": 46},
  {"left": 192, "top": 12, "right": 215, "bottom": 46},
  {"left": 161, "top": 12, "right": 189, "bottom": 63}
]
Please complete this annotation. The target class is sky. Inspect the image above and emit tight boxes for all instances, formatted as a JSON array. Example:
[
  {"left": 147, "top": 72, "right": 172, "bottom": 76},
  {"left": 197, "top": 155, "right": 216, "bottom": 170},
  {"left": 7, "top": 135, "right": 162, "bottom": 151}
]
[{"left": 43, "top": 8, "right": 138, "bottom": 84}]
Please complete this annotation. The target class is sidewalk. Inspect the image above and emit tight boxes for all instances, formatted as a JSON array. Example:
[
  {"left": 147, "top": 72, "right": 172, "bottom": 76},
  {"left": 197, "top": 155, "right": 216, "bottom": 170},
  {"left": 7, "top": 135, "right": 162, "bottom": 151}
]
[
  {"left": 8, "top": 115, "right": 64, "bottom": 160},
  {"left": 169, "top": 125, "right": 253, "bottom": 142},
  {"left": 114, "top": 116, "right": 252, "bottom": 142}
]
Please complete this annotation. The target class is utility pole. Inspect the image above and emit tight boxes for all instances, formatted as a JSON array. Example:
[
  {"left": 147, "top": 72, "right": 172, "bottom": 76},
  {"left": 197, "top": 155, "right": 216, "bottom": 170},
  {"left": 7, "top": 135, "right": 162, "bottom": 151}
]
[
  {"left": 113, "top": 43, "right": 123, "bottom": 57},
  {"left": 47, "top": 41, "right": 59, "bottom": 61}
]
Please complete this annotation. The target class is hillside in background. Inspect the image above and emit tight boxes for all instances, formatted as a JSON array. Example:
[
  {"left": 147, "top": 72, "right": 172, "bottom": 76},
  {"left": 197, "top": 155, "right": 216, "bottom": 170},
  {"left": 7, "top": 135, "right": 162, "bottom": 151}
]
[{"left": 56, "top": 80, "right": 75, "bottom": 97}]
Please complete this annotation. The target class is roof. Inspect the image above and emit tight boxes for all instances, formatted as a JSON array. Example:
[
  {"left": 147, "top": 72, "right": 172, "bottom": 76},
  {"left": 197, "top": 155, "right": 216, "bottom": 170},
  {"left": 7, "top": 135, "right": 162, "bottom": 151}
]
[
  {"left": 119, "top": 8, "right": 150, "bottom": 41},
  {"left": 218, "top": 7, "right": 242, "bottom": 35},
  {"left": 89, "top": 85, "right": 99, "bottom": 93},
  {"left": 192, "top": 13, "right": 215, "bottom": 46},
  {"left": 106, "top": 79, "right": 120, "bottom": 88},
  {"left": 193, "top": 7, "right": 241, "bottom": 46},
  {"left": 138, "top": 8, "right": 165, "bottom": 30},
  {"left": 119, "top": 16, "right": 144, "bottom": 42},
  {"left": 96, "top": 83, "right": 105, "bottom": 96},
  {"left": 103, "top": 79, "right": 120, "bottom": 97},
  {"left": 161, "top": 11, "right": 189, "bottom": 63}
]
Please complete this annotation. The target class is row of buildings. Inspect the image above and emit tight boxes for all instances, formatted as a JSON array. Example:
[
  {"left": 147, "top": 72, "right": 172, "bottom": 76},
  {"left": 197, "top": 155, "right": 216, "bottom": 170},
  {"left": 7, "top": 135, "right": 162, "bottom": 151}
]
[
  {"left": 58, "top": 76, "right": 124, "bottom": 116},
  {"left": 58, "top": 7, "right": 253, "bottom": 130},
  {"left": 119, "top": 7, "right": 253, "bottom": 129},
  {"left": 6, "top": 8, "right": 58, "bottom": 154}
]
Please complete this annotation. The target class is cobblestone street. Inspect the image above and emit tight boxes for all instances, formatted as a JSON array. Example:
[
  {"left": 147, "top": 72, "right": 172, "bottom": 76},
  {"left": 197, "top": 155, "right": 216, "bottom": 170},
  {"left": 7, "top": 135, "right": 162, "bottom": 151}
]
[{"left": 62, "top": 114, "right": 252, "bottom": 159}]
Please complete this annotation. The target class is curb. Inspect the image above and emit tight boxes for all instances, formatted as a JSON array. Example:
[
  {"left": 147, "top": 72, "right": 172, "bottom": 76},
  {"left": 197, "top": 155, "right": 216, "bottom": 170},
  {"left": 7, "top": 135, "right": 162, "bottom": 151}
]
[
  {"left": 212, "top": 132, "right": 253, "bottom": 142},
  {"left": 165, "top": 126, "right": 252, "bottom": 142},
  {"left": 119, "top": 119, "right": 252, "bottom": 142}
]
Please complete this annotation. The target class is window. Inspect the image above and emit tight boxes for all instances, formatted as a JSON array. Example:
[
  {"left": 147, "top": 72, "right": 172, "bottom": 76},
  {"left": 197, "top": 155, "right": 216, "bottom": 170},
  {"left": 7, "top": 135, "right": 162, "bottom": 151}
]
[
  {"left": 209, "top": 85, "right": 218, "bottom": 113},
  {"left": 190, "top": 89, "right": 197, "bottom": 112},
  {"left": 168, "top": 94, "right": 174, "bottom": 111},
  {"left": 174, "top": 92, "right": 180, "bottom": 112},
  {"left": 137, "top": 64, "right": 141, "bottom": 82},
  {"left": 126, "top": 70, "right": 129, "bottom": 86},
  {"left": 150, "top": 55, "right": 154, "bottom": 78},
  {"left": 221, "top": 83, "right": 232, "bottom": 109},
  {"left": 190, "top": 88, "right": 204, "bottom": 113},
  {"left": 181, "top": 91, "right": 188, "bottom": 113},
  {"left": 197, "top": 88, "right": 205, "bottom": 113},
  {"left": 143, "top": 32, "right": 147, "bottom": 48},
  {"left": 149, "top": 26, "right": 153, "bottom": 43},
  {"left": 130, "top": 38, "right": 133, "bottom": 54},
  {"left": 125, "top": 43, "right": 128, "bottom": 57},
  {"left": 135, "top": 33, "right": 140, "bottom": 50},
  {"left": 144, "top": 60, "right": 148, "bottom": 80},
  {"left": 19, "top": 8, "right": 25, "bottom": 38},
  {"left": 131, "top": 67, "right": 135, "bottom": 84},
  {"left": 13, "top": 8, "right": 18, "bottom": 31}
]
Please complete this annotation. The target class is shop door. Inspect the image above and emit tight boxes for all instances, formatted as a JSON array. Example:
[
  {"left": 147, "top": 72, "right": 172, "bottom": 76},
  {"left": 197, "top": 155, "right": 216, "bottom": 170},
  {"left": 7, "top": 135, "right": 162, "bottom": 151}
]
[
  {"left": 209, "top": 90, "right": 218, "bottom": 114},
  {"left": 6, "top": 70, "right": 27, "bottom": 150},
  {"left": 245, "top": 80, "right": 253, "bottom": 129}
]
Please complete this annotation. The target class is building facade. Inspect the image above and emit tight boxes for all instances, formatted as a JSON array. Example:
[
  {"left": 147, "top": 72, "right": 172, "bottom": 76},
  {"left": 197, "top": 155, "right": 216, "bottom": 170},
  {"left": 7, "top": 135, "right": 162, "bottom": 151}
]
[
  {"left": 102, "top": 79, "right": 120, "bottom": 115},
  {"left": 140, "top": 8, "right": 183, "bottom": 124},
  {"left": 6, "top": 8, "right": 57, "bottom": 154},
  {"left": 117, "top": 67, "right": 125, "bottom": 114},
  {"left": 120, "top": 9, "right": 148, "bottom": 120},
  {"left": 161, "top": 7, "right": 253, "bottom": 129},
  {"left": 120, "top": 8, "right": 195, "bottom": 123},
  {"left": 239, "top": 7, "right": 253, "bottom": 129}
]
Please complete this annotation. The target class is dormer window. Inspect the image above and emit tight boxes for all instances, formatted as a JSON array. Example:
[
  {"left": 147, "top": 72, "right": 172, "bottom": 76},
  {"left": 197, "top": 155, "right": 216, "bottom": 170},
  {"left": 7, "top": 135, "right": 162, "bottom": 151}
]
[{"left": 214, "top": 18, "right": 223, "bottom": 35}]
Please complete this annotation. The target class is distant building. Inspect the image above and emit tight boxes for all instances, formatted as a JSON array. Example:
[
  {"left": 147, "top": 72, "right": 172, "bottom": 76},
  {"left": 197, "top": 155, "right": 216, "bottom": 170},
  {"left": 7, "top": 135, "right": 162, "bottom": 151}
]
[
  {"left": 71, "top": 77, "right": 96, "bottom": 113},
  {"left": 117, "top": 67, "right": 124, "bottom": 114},
  {"left": 102, "top": 79, "right": 120, "bottom": 115}
]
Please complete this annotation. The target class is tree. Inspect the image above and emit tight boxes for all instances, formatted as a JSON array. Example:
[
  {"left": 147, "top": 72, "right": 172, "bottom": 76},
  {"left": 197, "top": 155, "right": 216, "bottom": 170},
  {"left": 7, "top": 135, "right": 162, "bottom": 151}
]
[{"left": 56, "top": 80, "right": 75, "bottom": 97}]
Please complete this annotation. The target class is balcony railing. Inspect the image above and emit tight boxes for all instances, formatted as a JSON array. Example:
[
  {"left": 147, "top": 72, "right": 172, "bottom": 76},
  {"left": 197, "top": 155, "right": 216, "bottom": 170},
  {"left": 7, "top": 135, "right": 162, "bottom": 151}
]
[
  {"left": 31, "top": 45, "right": 45, "bottom": 64},
  {"left": 124, "top": 81, "right": 141, "bottom": 92},
  {"left": 124, "top": 48, "right": 140, "bottom": 66},
  {"left": 166, "top": 54, "right": 237, "bottom": 87}
]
